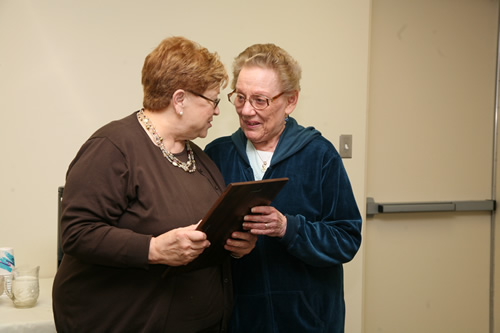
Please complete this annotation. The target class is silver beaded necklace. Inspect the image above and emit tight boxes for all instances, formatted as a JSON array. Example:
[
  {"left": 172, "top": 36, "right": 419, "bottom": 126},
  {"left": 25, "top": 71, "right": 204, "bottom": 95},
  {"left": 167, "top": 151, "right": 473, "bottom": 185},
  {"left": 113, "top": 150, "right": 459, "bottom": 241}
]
[{"left": 137, "top": 109, "right": 196, "bottom": 173}]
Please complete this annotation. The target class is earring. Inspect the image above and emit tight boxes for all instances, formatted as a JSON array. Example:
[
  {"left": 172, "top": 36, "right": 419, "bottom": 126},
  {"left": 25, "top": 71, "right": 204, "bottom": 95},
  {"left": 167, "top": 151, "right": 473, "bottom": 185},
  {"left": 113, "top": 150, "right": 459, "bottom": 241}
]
[{"left": 179, "top": 111, "right": 183, "bottom": 116}]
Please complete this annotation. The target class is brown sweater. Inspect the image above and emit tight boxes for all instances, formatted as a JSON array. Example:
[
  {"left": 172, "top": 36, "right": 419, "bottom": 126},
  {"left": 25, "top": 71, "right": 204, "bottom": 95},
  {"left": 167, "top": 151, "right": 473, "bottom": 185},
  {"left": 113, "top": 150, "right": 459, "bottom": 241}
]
[{"left": 52, "top": 112, "right": 232, "bottom": 333}]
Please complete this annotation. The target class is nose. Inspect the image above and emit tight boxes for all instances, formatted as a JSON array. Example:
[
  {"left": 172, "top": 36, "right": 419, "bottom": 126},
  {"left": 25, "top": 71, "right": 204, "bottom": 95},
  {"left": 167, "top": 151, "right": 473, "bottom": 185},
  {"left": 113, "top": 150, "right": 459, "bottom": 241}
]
[
  {"left": 240, "top": 99, "right": 256, "bottom": 116},
  {"left": 214, "top": 106, "right": 220, "bottom": 116}
]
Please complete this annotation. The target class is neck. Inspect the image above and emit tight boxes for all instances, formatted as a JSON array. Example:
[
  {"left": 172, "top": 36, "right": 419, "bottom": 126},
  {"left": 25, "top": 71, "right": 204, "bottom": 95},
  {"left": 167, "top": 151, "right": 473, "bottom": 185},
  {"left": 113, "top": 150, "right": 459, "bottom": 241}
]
[
  {"left": 251, "top": 136, "right": 280, "bottom": 152},
  {"left": 141, "top": 108, "right": 185, "bottom": 153}
]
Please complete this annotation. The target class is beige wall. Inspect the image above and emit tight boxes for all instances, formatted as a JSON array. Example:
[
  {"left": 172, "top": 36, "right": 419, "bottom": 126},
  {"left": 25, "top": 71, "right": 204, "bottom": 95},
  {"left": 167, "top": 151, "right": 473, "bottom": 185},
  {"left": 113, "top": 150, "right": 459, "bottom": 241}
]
[
  {"left": 0, "top": 0, "right": 500, "bottom": 333},
  {"left": 0, "top": 1, "right": 370, "bottom": 332}
]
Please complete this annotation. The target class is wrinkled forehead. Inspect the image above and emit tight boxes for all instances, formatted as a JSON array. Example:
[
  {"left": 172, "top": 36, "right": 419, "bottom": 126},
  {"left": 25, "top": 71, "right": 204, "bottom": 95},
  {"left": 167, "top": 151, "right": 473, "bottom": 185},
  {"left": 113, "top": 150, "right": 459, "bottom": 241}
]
[{"left": 236, "top": 66, "right": 282, "bottom": 94}]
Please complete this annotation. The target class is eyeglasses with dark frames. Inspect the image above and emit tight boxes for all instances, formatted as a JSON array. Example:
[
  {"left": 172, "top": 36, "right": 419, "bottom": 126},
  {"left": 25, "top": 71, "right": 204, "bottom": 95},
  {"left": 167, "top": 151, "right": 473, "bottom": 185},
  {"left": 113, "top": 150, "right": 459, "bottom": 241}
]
[
  {"left": 227, "top": 90, "right": 285, "bottom": 110},
  {"left": 187, "top": 90, "right": 220, "bottom": 109}
]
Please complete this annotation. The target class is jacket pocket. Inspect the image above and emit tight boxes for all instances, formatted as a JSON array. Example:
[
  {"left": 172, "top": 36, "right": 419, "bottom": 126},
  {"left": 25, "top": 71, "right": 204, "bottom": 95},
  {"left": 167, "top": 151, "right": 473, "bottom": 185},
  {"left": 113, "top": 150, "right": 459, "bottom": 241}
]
[
  {"left": 230, "top": 292, "right": 326, "bottom": 333},
  {"left": 272, "top": 291, "right": 326, "bottom": 333},
  {"left": 230, "top": 294, "right": 272, "bottom": 332}
]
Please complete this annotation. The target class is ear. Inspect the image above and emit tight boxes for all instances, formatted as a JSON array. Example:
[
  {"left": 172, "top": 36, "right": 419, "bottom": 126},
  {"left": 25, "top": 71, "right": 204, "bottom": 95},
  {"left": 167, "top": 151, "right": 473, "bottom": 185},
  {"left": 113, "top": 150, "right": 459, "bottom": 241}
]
[
  {"left": 284, "top": 90, "right": 299, "bottom": 116},
  {"left": 172, "top": 89, "right": 186, "bottom": 115}
]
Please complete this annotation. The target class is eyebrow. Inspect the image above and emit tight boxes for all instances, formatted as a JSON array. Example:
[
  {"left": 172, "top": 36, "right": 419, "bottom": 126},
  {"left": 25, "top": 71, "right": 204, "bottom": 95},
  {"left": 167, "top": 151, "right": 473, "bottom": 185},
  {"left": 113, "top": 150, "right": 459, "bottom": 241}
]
[{"left": 235, "top": 90, "right": 272, "bottom": 97}]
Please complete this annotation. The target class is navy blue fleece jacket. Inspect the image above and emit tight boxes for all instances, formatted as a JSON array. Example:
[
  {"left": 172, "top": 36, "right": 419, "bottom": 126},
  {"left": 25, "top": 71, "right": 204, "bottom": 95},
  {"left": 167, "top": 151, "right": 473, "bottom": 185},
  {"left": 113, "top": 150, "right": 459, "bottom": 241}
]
[{"left": 204, "top": 117, "right": 362, "bottom": 333}]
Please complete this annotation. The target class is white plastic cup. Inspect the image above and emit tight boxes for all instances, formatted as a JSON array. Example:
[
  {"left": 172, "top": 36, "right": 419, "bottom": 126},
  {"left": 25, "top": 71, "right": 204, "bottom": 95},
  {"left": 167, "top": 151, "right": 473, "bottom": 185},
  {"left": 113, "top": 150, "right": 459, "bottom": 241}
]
[
  {"left": 0, "top": 247, "right": 15, "bottom": 294},
  {"left": 0, "top": 247, "right": 15, "bottom": 275}
]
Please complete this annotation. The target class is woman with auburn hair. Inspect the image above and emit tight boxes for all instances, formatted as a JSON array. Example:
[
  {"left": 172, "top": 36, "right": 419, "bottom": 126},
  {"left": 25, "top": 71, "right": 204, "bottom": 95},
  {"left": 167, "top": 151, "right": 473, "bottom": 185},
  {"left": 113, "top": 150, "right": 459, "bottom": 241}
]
[{"left": 53, "top": 36, "right": 256, "bottom": 333}]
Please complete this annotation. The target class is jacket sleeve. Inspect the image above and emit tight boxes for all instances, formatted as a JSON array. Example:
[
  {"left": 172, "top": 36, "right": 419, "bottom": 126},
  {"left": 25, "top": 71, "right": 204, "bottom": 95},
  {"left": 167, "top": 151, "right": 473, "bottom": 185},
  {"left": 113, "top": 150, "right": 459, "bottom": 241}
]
[
  {"left": 277, "top": 148, "right": 362, "bottom": 267},
  {"left": 61, "top": 137, "right": 151, "bottom": 268}
]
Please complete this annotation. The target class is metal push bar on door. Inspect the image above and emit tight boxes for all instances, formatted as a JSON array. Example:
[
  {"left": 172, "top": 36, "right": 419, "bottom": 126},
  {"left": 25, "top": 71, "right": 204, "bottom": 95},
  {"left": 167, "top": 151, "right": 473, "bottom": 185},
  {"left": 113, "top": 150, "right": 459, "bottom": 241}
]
[{"left": 366, "top": 197, "right": 496, "bottom": 216}]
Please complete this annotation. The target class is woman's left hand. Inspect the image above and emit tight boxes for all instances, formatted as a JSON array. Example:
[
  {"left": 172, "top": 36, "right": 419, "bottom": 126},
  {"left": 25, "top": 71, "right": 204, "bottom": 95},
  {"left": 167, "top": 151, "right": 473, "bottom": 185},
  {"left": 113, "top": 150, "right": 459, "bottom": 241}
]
[
  {"left": 224, "top": 231, "right": 258, "bottom": 258},
  {"left": 242, "top": 206, "right": 287, "bottom": 238}
]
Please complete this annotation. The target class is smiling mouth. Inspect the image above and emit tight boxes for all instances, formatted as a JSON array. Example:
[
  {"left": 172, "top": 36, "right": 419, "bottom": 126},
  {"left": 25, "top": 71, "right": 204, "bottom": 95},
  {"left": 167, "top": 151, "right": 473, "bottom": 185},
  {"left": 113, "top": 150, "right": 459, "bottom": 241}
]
[{"left": 245, "top": 120, "right": 260, "bottom": 127}]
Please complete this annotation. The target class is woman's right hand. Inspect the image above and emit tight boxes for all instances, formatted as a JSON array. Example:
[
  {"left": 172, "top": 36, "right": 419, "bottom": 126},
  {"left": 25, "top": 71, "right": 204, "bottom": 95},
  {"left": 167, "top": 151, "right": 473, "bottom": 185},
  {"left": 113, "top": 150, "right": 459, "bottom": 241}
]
[{"left": 148, "top": 223, "right": 210, "bottom": 266}]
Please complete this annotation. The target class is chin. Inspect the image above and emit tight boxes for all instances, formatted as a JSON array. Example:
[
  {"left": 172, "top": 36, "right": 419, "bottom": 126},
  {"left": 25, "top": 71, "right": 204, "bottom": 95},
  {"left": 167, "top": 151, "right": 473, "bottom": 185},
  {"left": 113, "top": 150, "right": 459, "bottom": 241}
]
[{"left": 243, "top": 131, "right": 260, "bottom": 142}]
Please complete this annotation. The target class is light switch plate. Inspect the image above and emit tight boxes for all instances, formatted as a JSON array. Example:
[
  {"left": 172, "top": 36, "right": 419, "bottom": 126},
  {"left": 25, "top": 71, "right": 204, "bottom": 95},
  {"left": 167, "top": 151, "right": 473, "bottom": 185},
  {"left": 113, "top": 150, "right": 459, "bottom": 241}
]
[{"left": 339, "top": 134, "right": 352, "bottom": 158}]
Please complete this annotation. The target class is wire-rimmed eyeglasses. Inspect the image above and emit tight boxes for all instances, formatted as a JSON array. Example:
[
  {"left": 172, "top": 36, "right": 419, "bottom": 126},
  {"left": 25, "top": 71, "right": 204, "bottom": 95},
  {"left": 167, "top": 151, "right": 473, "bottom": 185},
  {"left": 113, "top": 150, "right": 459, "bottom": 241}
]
[{"left": 187, "top": 90, "right": 220, "bottom": 109}]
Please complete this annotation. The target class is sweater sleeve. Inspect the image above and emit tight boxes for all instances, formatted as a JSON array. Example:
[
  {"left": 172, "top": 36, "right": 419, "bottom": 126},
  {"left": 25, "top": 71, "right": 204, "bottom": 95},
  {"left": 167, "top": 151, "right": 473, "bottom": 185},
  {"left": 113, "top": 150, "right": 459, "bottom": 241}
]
[
  {"left": 61, "top": 137, "right": 152, "bottom": 269},
  {"left": 278, "top": 148, "right": 362, "bottom": 267}
]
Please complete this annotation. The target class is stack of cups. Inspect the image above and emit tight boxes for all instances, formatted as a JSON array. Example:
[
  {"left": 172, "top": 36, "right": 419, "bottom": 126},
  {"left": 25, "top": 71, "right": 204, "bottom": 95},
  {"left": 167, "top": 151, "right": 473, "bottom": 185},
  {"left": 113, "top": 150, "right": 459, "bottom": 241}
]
[{"left": 0, "top": 247, "right": 15, "bottom": 295}]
